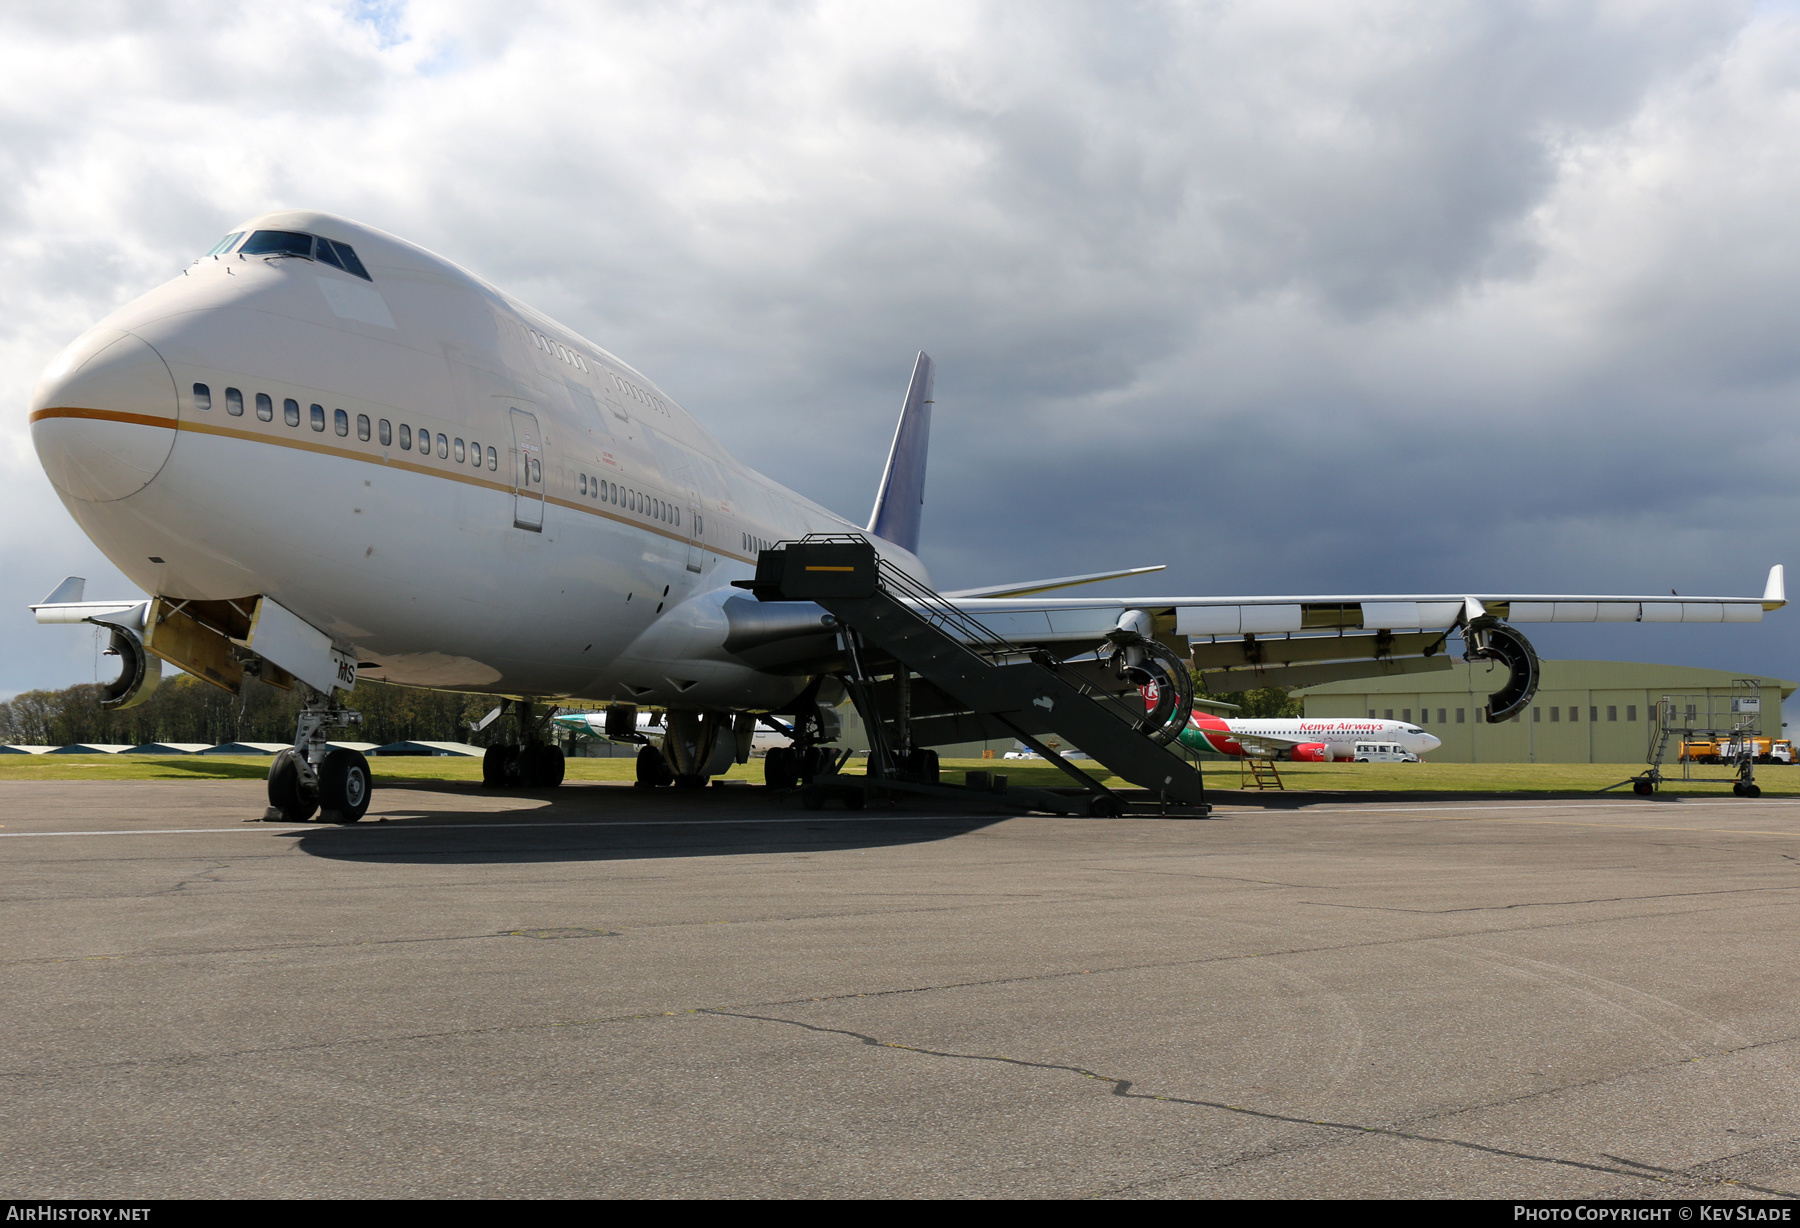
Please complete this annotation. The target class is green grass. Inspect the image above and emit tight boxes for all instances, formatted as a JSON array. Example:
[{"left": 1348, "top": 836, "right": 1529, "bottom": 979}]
[
  {"left": 5, "top": 753, "right": 1793, "bottom": 796},
  {"left": 0, "top": 754, "right": 769, "bottom": 784}
]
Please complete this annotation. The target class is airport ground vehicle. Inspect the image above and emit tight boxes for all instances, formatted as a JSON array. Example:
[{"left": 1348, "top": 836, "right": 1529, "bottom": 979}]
[
  {"left": 1351, "top": 743, "right": 1421, "bottom": 763},
  {"left": 1678, "top": 737, "right": 1794, "bottom": 764}
]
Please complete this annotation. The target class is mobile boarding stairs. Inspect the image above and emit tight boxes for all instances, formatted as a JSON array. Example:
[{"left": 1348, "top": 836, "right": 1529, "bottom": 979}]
[{"left": 738, "top": 536, "right": 1211, "bottom": 817}]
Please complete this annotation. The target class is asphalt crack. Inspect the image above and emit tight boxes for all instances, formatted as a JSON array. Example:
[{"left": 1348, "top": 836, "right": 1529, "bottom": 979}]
[{"left": 700, "top": 1008, "right": 1800, "bottom": 1199}]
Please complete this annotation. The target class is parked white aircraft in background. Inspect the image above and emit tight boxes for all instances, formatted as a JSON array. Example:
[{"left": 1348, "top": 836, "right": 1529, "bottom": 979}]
[
  {"left": 1179, "top": 711, "right": 1442, "bottom": 762},
  {"left": 25, "top": 211, "right": 1786, "bottom": 821}
]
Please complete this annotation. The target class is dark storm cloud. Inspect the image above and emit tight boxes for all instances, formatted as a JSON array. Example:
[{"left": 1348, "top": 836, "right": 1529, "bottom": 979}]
[{"left": 2, "top": 0, "right": 1795, "bottom": 697}]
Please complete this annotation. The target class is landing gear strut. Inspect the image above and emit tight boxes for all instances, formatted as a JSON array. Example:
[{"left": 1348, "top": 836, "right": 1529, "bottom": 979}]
[{"left": 266, "top": 688, "right": 369, "bottom": 824}]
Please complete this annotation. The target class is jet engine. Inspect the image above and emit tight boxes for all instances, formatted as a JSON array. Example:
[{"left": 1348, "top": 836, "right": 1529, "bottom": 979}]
[
  {"left": 1462, "top": 616, "right": 1540, "bottom": 723},
  {"left": 99, "top": 625, "right": 161, "bottom": 710},
  {"left": 1290, "top": 743, "right": 1329, "bottom": 763}
]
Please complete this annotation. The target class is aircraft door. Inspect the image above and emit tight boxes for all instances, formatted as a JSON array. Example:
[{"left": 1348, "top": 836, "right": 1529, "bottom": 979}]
[
  {"left": 685, "top": 504, "right": 703, "bottom": 574},
  {"left": 509, "top": 407, "right": 545, "bottom": 531}
]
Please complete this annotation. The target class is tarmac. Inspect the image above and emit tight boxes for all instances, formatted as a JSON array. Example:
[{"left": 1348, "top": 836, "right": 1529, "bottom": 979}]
[{"left": 3, "top": 777, "right": 1799, "bottom": 1199}]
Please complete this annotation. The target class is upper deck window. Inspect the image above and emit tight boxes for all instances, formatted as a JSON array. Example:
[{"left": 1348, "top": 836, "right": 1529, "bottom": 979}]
[{"left": 238, "top": 230, "right": 372, "bottom": 281}]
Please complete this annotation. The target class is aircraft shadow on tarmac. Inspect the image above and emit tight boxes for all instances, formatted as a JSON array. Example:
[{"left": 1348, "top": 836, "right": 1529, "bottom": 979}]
[{"left": 287, "top": 780, "right": 1011, "bottom": 865}]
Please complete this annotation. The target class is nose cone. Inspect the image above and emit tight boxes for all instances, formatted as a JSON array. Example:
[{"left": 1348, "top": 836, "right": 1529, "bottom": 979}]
[
  {"left": 1422, "top": 733, "right": 1443, "bottom": 754},
  {"left": 30, "top": 328, "right": 179, "bottom": 502}
]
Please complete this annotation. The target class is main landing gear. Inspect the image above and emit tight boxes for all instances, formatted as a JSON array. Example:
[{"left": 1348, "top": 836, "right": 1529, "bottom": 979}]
[
  {"left": 759, "top": 698, "right": 848, "bottom": 791},
  {"left": 480, "top": 699, "right": 566, "bottom": 790},
  {"left": 266, "top": 689, "right": 371, "bottom": 824}
]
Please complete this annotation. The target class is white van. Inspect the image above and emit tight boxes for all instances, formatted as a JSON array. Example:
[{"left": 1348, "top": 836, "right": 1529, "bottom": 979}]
[{"left": 1352, "top": 742, "right": 1420, "bottom": 763}]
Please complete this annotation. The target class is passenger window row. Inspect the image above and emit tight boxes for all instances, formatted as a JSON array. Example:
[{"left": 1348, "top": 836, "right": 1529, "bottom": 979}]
[
  {"left": 576, "top": 472, "right": 682, "bottom": 527},
  {"left": 742, "top": 533, "right": 773, "bottom": 554},
  {"left": 528, "top": 329, "right": 589, "bottom": 373},
  {"left": 192, "top": 382, "right": 498, "bottom": 471},
  {"left": 610, "top": 372, "right": 669, "bottom": 417}
]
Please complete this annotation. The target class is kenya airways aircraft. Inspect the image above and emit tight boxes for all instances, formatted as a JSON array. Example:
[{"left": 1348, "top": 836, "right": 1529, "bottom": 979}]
[
  {"left": 25, "top": 211, "right": 1786, "bottom": 821},
  {"left": 1180, "top": 712, "right": 1442, "bottom": 762}
]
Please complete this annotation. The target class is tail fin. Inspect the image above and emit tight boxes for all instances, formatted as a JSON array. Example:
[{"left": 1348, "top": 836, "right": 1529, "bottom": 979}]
[{"left": 867, "top": 351, "right": 934, "bottom": 553}]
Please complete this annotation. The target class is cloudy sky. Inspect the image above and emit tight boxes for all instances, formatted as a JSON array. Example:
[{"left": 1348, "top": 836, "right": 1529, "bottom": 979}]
[{"left": 4, "top": 0, "right": 1799, "bottom": 698}]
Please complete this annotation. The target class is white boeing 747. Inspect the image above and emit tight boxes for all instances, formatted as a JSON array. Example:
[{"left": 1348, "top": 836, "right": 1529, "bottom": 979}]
[{"left": 26, "top": 212, "right": 1786, "bottom": 820}]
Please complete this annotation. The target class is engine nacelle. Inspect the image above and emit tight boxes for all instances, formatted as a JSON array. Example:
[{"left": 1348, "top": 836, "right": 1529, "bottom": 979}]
[
  {"left": 1290, "top": 743, "right": 1329, "bottom": 763},
  {"left": 1462, "top": 617, "right": 1540, "bottom": 723},
  {"left": 99, "top": 625, "right": 161, "bottom": 710}
]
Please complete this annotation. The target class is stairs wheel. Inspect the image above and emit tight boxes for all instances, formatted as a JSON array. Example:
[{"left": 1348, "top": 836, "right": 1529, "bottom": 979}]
[
  {"left": 1087, "top": 795, "right": 1123, "bottom": 818},
  {"left": 1632, "top": 780, "right": 1653, "bottom": 796}
]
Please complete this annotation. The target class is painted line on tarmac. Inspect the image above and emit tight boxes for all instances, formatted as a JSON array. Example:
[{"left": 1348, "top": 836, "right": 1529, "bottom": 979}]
[{"left": 0, "top": 814, "right": 991, "bottom": 839}]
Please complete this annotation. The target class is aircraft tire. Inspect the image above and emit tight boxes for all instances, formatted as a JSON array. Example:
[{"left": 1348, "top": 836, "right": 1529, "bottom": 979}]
[
  {"left": 764, "top": 747, "right": 797, "bottom": 790},
  {"left": 482, "top": 744, "right": 509, "bottom": 787},
  {"left": 674, "top": 773, "right": 706, "bottom": 789},
  {"left": 636, "top": 744, "right": 671, "bottom": 788},
  {"left": 1747, "top": 783, "right": 1763, "bottom": 798},
  {"left": 268, "top": 749, "right": 319, "bottom": 822},
  {"left": 541, "top": 745, "right": 565, "bottom": 788},
  {"left": 318, "top": 749, "right": 372, "bottom": 824},
  {"left": 801, "top": 785, "right": 825, "bottom": 811},
  {"left": 842, "top": 786, "right": 865, "bottom": 810}
]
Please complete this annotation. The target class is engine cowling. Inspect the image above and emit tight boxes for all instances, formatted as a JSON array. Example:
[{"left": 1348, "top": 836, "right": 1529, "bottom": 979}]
[
  {"left": 1290, "top": 743, "right": 1329, "bottom": 763},
  {"left": 99, "top": 625, "right": 161, "bottom": 710},
  {"left": 1462, "top": 617, "right": 1540, "bottom": 723}
]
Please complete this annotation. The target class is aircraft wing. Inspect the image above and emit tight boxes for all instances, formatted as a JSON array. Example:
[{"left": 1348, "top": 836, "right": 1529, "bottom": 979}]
[{"left": 937, "top": 565, "right": 1785, "bottom": 722}]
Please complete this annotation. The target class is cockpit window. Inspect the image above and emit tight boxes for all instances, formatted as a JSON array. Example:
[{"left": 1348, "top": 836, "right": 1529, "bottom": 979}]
[
  {"left": 204, "top": 232, "right": 244, "bottom": 257},
  {"left": 325, "top": 239, "right": 371, "bottom": 281},
  {"left": 240, "top": 230, "right": 314, "bottom": 259},
  {"left": 237, "top": 230, "right": 373, "bottom": 281}
]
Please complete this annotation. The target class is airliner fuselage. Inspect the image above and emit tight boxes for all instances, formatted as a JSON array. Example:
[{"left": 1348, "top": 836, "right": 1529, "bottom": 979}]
[{"left": 30, "top": 211, "right": 923, "bottom": 711}]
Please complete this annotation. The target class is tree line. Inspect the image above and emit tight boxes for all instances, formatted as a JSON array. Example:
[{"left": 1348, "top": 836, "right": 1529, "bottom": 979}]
[{"left": 0, "top": 674, "right": 500, "bottom": 748}]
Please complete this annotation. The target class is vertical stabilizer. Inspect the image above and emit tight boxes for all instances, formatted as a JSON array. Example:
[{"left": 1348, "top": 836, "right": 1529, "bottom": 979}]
[{"left": 867, "top": 351, "right": 934, "bottom": 553}]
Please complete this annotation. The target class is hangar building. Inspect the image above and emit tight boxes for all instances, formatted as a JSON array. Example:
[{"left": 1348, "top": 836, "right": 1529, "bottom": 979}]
[{"left": 1296, "top": 660, "right": 1794, "bottom": 763}]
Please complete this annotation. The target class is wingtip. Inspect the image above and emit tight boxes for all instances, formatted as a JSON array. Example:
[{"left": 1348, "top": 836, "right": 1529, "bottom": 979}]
[{"left": 1766, "top": 564, "right": 1786, "bottom": 607}]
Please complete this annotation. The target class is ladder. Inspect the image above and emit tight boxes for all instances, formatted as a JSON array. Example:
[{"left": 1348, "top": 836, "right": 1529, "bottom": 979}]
[
  {"left": 743, "top": 537, "right": 1209, "bottom": 815},
  {"left": 1239, "top": 756, "right": 1284, "bottom": 791}
]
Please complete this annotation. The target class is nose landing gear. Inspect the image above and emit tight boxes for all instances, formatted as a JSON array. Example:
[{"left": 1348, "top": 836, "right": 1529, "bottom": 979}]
[{"left": 265, "top": 689, "right": 368, "bottom": 823}]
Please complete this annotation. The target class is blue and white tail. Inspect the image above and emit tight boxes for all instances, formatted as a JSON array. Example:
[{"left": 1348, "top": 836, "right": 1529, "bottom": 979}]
[{"left": 866, "top": 351, "right": 934, "bottom": 554}]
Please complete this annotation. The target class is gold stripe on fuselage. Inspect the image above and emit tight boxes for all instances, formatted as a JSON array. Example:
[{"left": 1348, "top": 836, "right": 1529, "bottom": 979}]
[{"left": 28, "top": 405, "right": 760, "bottom": 565}]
